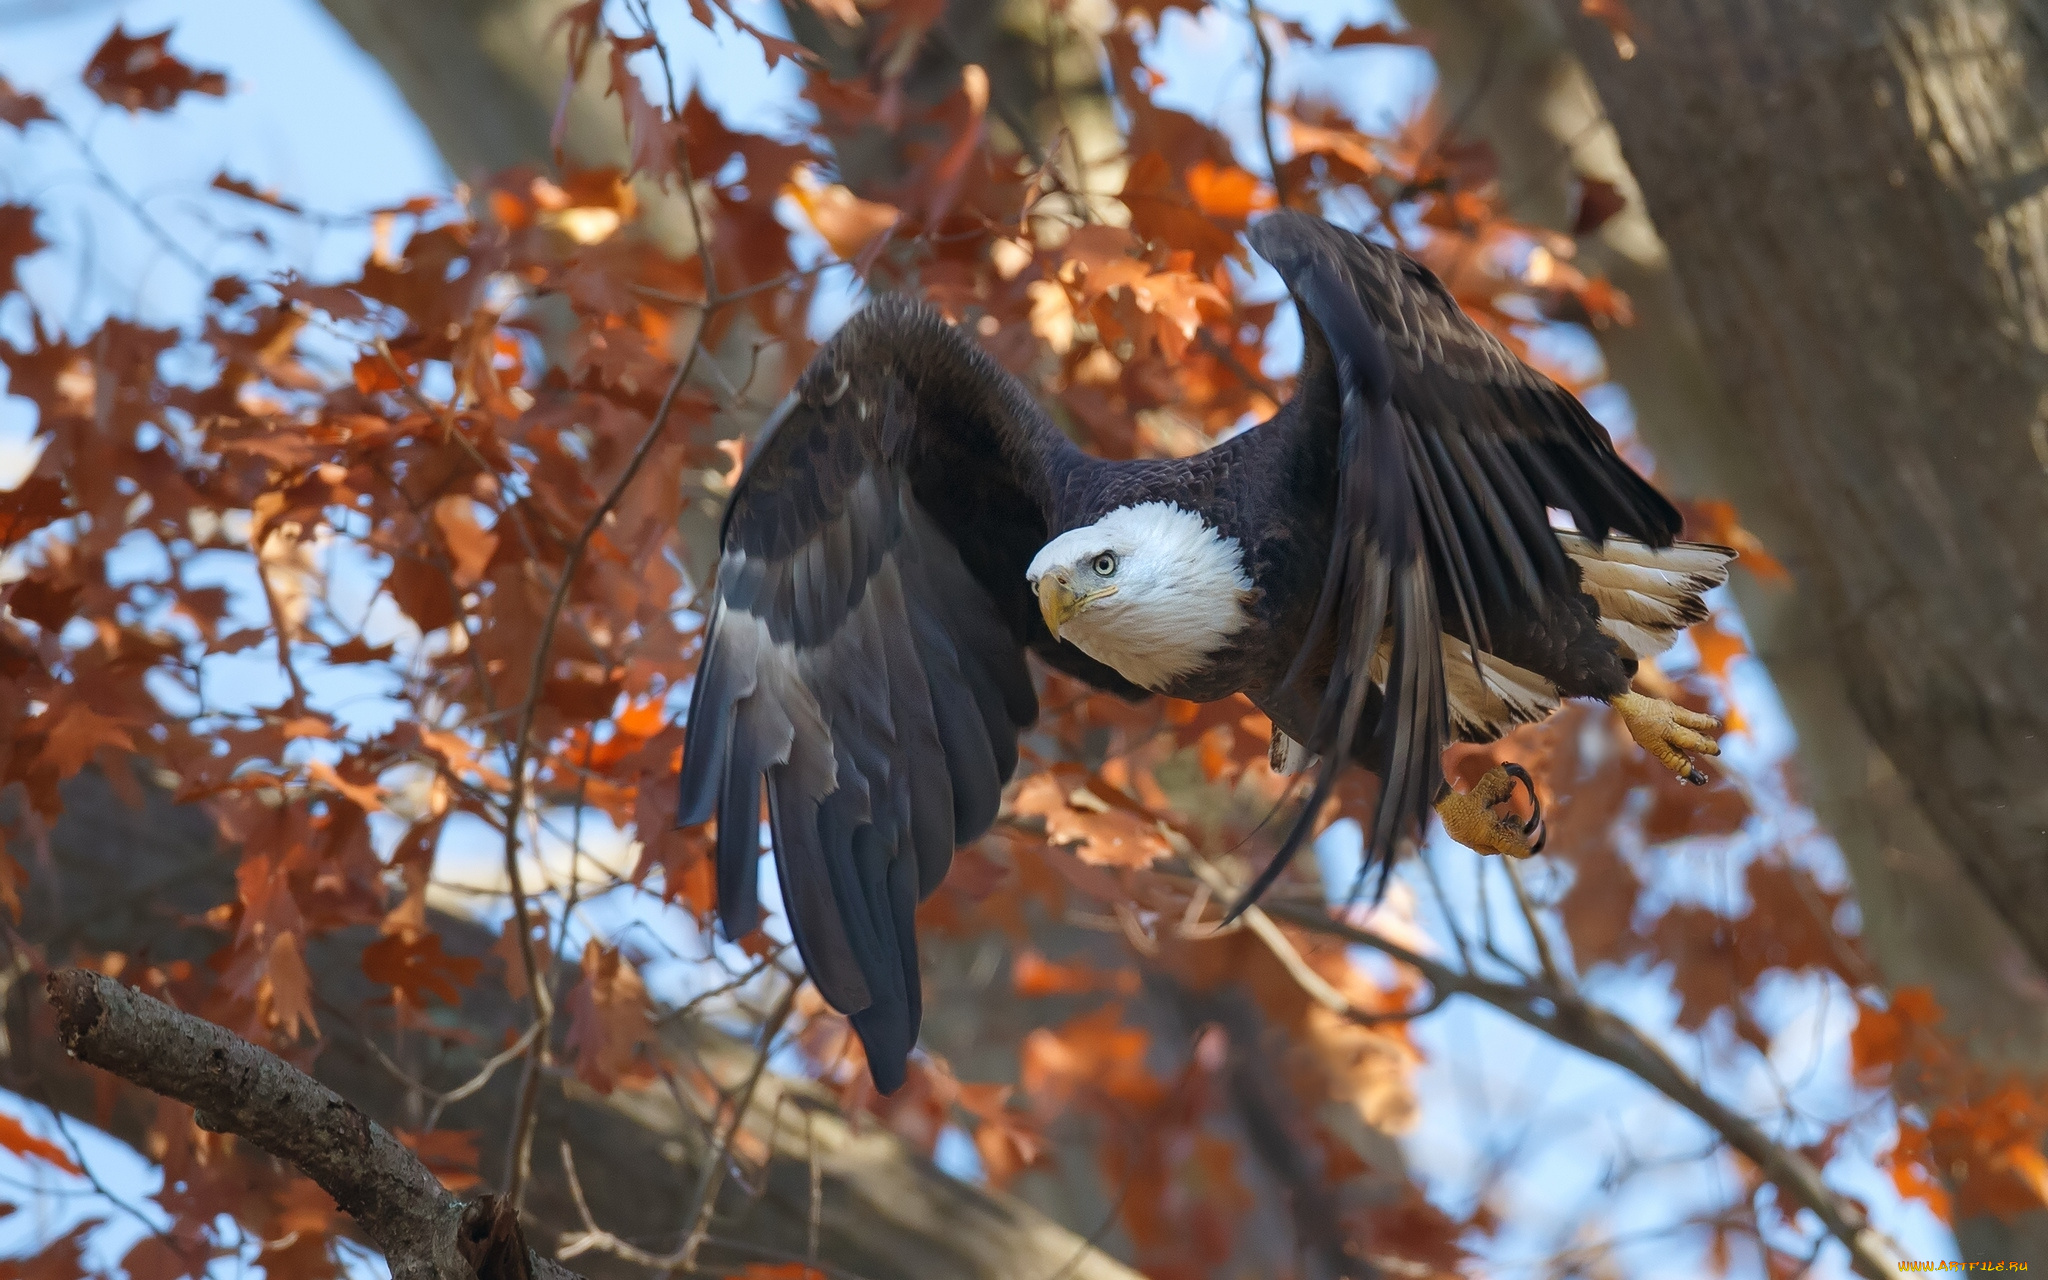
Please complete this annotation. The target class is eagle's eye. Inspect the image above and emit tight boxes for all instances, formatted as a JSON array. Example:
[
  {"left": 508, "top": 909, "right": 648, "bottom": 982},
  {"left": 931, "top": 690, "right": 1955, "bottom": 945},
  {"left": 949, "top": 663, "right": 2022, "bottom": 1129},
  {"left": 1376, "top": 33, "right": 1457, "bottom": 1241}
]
[{"left": 1092, "top": 552, "right": 1118, "bottom": 577}]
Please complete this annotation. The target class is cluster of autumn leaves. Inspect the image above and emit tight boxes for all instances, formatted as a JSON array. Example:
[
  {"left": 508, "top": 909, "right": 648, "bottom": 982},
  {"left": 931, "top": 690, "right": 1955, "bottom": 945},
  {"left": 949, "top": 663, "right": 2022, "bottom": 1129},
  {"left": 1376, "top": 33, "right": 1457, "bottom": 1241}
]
[{"left": 0, "top": 3, "right": 2044, "bottom": 1278}]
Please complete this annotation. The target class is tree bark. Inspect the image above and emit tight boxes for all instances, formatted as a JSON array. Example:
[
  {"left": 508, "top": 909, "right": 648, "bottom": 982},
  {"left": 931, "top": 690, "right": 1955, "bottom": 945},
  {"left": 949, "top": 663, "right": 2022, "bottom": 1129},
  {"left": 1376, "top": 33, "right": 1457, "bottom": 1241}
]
[
  {"left": 1392, "top": 0, "right": 2048, "bottom": 1059},
  {"left": 1447, "top": 0, "right": 2048, "bottom": 1258}
]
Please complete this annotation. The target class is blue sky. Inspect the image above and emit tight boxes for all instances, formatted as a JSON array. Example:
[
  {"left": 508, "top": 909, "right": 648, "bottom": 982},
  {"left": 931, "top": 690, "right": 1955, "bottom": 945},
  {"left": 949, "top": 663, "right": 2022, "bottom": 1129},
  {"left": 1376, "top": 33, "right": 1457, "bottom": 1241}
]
[{"left": 0, "top": 2, "right": 1954, "bottom": 1276}]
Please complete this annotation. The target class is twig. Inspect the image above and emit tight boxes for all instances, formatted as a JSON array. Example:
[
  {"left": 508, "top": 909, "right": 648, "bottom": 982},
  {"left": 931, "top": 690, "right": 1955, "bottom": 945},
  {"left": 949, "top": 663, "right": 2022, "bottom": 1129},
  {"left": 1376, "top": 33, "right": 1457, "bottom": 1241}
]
[
  {"left": 1244, "top": 0, "right": 1290, "bottom": 207},
  {"left": 44, "top": 969, "right": 582, "bottom": 1280},
  {"left": 55, "top": 118, "right": 212, "bottom": 281},
  {"left": 500, "top": 67, "right": 728, "bottom": 1215},
  {"left": 675, "top": 975, "right": 802, "bottom": 1270},
  {"left": 1248, "top": 899, "right": 1903, "bottom": 1279}
]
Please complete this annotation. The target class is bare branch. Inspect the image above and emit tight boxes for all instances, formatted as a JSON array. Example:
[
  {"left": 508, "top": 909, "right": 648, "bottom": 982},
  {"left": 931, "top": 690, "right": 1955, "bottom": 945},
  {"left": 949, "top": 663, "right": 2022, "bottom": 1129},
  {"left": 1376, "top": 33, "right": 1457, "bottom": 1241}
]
[
  {"left": 1249, "top": 898, "right": 1904, "bottom": 1279},
  {"left": 44, "top": 969, "right": 582, "bottom": 1280},
  {"left": 1244, "top": 0, "right": 1290, "bottom": 207}
]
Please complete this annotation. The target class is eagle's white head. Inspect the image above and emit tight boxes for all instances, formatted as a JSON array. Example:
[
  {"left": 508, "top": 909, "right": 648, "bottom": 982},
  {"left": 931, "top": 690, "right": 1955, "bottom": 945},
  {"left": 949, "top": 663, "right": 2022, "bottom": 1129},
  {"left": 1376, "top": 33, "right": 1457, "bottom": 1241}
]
[{"left": 1024, "top": 502, "right": 1255, "bottom": 691}]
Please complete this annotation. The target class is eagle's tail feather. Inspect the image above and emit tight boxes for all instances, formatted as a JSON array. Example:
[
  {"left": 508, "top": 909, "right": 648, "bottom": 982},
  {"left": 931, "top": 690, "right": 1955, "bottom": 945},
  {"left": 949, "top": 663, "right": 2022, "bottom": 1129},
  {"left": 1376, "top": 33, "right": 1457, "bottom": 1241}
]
[{"left": 1563, "top": 534, "right": 1734, "bottom": 661}]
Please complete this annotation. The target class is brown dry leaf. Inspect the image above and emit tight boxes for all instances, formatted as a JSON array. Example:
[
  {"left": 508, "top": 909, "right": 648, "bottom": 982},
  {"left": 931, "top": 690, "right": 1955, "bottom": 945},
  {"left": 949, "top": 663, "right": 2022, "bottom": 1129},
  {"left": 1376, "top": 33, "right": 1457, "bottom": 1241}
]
[
  {"left": 784, "top": 165, "right": 899, "bottom": 261},
  {"left": 606, "top": 36, "right": 681, "bottom": 186},
  {"left": 260, "top": 930, "right": 319, "bottom": 1041},
  {"left": 38, "top": 703, "right": 134, "bottom": 778},
  {"left": 1571, "top": 173, "right": 1628, "bottom": 236},
  {"left": 430, "top": 496, "right": 498, "bottom": 588},
  {"left": 83, "top": 24, "right": 228, "bottom": 113},
  {"left": 360, "top": 930, "right": 482, "bottom": 1007},
  {"left": 1011, "top": 772, "right": 1173, "bottom": 869},
  {"left": 1019, "top": 1002, "right": 1162, "bottom": 1111},
  {"left": 0, "top": 474, "right": 66, "bottom": 548},
  {"left": 305, "top": 758, "right": 383, "bottom": 812},
  {"left": 0, "top": 204, "right": 45, "bottom": 297},
  {"left": 493, "top": 916, "right": 542, "bottom": 1003},
  {"left": 1331, "top": 21, "right": 1429, "bottom": 48},
  {"left": 0, "top": 76, "right": 53, "bottom": 130},
  {"left": 563, "top": 939, "right": 657, "bottom": 1093}
]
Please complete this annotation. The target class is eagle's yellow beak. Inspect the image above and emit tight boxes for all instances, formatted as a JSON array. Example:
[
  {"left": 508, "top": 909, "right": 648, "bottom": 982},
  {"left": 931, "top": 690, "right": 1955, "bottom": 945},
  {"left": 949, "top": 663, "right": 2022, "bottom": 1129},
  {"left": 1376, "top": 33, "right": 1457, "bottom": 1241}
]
[{"left": 1036, "top": 574, "right": 1115, "bottom": 640}]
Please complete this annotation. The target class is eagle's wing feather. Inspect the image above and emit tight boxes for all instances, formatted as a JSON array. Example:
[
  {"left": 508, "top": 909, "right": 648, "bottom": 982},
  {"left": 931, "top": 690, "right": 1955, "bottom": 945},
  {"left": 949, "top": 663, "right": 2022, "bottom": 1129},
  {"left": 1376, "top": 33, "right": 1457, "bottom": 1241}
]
[
  {"left": 677, "top": 297, "right": 1131, "bottom": 1091},
  {"left": 1237, "top": 211, "right": 1681, "bottom": 910}
]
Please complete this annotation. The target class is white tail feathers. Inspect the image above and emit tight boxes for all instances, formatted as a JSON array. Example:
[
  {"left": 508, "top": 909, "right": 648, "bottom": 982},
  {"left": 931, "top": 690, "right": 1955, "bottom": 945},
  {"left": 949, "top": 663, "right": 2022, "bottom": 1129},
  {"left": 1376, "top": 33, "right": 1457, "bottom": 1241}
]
[
  {"left": 1369, "top": 630, "right": 1563, "bottom": 744},
  {"left": 1561, "top": 534, "right": 1734, "bottom": 662}
]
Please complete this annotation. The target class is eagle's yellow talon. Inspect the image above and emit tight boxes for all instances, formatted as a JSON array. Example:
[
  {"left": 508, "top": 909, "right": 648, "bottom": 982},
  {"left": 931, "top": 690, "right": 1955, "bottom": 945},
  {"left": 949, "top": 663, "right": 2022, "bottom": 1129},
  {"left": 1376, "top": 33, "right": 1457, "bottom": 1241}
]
[
  {"left": 1437, "top": 765, "right": 1535, "bottom": 859},
  {"left": 1613, "top": 690, "right": 1723, "bottom": 785}
]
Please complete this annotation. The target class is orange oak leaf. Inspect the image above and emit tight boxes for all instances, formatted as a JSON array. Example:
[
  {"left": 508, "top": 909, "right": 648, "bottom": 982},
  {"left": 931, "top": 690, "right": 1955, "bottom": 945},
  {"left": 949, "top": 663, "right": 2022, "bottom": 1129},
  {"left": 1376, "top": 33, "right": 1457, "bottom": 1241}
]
[
  {"left": 38, "top": 703, "right": 134, "bottom": 778},
  {"left": 361, "top": 931, "right": 482, "bottom": 1007},
  {"left": 784, "top": 165, "right": 899, "bottom": 261},
  {"left": 0, "top": 1111, "right": 81, "bottom": 1174},
  {"left": 563, "top": 939, "right": 657, "bottom": 1093}
]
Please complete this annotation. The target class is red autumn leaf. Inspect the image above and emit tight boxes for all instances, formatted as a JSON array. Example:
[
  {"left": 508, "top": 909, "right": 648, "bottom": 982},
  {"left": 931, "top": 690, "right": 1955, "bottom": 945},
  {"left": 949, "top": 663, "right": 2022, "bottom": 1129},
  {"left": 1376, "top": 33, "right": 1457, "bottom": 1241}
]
[
  {"left": 326, "top": 636, "right": 396, "bottom": 665},
  {"left": 0, "top": 1111, "right": 81, "bottom": 1175},
  {"left": 1331, "top": 22, "right": 1430, "bottom": 49},
  {"left": 82, "top": 25, "right": 229, "bottom": 113},
  {"left": 210, "top": 172, "right": 303, "bottom": 215},
  {"left": 361, "top": 930, "right": 482, "bottom": 1007},
  {"left": 0, "top": 77, "right": 53, "bottom": 130},
  {"left": 1571, "top": 173, "right": 1628, "bottom": 236},
  {"left": 5, "top": 574, "right": 81, "bottom": 630},
  {"left": 0, "top": 204, "right": 45, "bottom": 297},
  {"left": 0, "top": 475, "right": 65, "bottom": 550}
]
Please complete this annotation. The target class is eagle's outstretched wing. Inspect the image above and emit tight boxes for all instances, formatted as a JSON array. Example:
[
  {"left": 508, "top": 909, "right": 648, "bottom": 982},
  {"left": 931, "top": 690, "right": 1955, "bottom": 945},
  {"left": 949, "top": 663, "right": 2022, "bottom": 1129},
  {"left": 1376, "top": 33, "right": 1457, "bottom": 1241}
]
[
  {"left": 677, "top": 295, "right": 1135, "bottom": 1091},
  {"left": 1237, "top": 211, "right": 1681, "bottom": 910}
]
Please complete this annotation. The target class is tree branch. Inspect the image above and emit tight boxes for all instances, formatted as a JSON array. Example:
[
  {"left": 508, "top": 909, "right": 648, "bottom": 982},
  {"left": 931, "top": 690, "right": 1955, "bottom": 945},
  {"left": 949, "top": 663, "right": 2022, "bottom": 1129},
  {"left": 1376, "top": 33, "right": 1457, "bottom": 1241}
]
[
  {"left": 44, "top": 968, "right": 578, "bottom": 1280},
  {"left": 1251, "top": 899, "right": 1904, "bottom": 1279}
]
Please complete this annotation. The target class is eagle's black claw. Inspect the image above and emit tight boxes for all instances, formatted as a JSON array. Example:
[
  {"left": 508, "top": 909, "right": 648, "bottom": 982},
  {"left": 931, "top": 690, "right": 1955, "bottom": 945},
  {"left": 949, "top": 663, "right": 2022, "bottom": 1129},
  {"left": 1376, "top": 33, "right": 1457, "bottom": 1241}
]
[{"left": 1501, "top": 761, "right": 1548, "bottom": 853}]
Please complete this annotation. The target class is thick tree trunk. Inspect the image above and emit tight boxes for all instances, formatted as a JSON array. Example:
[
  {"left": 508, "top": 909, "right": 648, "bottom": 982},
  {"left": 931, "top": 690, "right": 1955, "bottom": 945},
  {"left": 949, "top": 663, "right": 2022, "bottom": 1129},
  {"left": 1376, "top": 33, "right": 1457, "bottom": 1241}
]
[
  {"left": 1440, "top": 0, "right": 2048, "bottom": 1258},
  {"left": 1383, "top": 0, "right": 2048, "bottom": 1075}
]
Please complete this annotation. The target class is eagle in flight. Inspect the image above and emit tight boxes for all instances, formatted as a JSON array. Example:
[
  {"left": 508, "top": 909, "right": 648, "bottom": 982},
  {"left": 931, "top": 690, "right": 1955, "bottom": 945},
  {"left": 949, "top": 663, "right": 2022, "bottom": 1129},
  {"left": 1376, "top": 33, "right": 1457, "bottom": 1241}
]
[{"left": 678, "top": 211, "right": 1731, "bottom": 1091}]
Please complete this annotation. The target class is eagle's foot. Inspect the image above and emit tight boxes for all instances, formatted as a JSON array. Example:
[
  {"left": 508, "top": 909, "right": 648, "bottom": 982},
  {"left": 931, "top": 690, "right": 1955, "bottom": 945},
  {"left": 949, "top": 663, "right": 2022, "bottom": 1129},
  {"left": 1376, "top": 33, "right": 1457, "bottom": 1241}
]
[
  {"left": 1611, "top": 690, "right": 1722, "bottom": 785},
  {"left": 1436, "top": 763, "right": 1546, "bottom": 860}
]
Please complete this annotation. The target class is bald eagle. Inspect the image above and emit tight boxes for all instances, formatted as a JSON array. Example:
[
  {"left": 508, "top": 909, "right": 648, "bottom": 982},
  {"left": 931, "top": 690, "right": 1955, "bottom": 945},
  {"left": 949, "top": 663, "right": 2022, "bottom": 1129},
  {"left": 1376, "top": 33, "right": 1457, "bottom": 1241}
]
[{"left": 678, "top": 211, "right": 1731, "bottom": 1091}]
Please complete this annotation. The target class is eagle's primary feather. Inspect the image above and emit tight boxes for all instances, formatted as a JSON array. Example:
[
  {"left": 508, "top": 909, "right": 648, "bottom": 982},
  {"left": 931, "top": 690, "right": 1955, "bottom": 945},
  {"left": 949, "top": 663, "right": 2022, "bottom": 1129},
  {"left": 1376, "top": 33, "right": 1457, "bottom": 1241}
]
[{"left": 678, "top": 211, "right": 1730, "bottom": 1091}]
